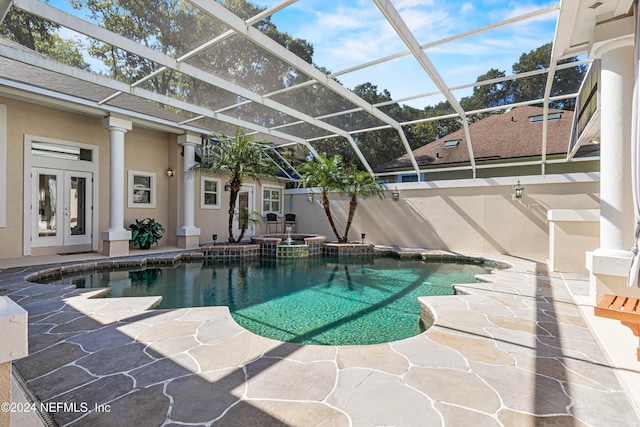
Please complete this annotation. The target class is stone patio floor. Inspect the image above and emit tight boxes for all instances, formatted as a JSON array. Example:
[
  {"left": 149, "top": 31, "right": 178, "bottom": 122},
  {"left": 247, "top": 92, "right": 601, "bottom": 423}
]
[{"left": 2, "top": 249, "right": 640, "bottom": 426}]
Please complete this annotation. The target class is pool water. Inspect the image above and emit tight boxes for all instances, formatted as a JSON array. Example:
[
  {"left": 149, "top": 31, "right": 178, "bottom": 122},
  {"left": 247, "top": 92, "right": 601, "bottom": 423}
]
[{"left": 45, "top": 257, "right": 491, "bottom": 345}]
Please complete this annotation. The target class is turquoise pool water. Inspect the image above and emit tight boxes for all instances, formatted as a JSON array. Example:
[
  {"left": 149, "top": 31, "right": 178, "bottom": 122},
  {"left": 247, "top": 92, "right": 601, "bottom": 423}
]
[{"left": 45, "top": 257, "right": 491, "bottom": 345}]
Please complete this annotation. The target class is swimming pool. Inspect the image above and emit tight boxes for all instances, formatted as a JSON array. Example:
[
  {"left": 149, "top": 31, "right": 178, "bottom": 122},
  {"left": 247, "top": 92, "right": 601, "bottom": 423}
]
[{"left": 43, "top": 257, "right": 492, "bottom": 345}]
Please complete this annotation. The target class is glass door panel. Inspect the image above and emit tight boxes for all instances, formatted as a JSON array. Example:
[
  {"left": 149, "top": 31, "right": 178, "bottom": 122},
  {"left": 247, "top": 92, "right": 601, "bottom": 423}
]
[
  {"left": 232, "top": 185, "right": 255, "bottom": 238},
  {"left": 64, "top": 171, "right": 92, "bottom": 246},
  {"left": 37, "top": 172, "right": 61, "bottom": 239},
  {"left": 32, "top": 168, "right": 92, "bottom": 248}
]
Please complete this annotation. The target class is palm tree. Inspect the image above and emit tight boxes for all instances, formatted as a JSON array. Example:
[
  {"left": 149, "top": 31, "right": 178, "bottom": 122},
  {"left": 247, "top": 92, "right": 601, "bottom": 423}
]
[
  {"left": 298, "top": 154, "right": 345, "bottom": 241},
  {"left": 299, "top": 155, "right": 385, "bottom": 243},
  {"left": 189, "top": 128, "right": 277, "bottom": 243},
  {"left": 340, "top": 164, "right": 385, "bottom": 243}
]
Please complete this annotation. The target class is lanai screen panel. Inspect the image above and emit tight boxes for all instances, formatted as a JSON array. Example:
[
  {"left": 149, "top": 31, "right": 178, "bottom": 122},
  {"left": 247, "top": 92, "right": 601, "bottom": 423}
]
[
  {"left": 268, "top": 83, "right": 360, "bottom": 119},
  {"left": 183, "top": 33, "right": 313, "bottom": 96},
  {"left": 0, "top": 0, "right": 596, "bottom": 177},
  {"left": 218, "top": 101, "right": 301, "bottom": 130},
  {"left": 321, "top": 110, "right": 388, "bottom": 134},
  {"left": 277, "top": 122, "right": 335, "bottom": 141}
]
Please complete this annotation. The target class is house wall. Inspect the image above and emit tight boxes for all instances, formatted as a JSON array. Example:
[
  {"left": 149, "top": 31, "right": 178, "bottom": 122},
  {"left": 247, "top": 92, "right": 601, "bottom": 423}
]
[
  {"left": 193, "top": 177, "right": 285, "bottom": 244},
  {"left": 288, "top": 176, "right": 600, "bottom": 260},
  {"left": 0, "top": 97, "right": 177, "bottom": 258},
  {"left": 123, "top": 127, "right": 174, "bottom": 247}
]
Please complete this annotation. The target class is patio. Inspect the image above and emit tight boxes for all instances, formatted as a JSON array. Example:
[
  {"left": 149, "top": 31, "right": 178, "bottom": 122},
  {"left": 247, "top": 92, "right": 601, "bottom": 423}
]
[{"left": 2, "top": 248, "right": 640, "bottom": 426}]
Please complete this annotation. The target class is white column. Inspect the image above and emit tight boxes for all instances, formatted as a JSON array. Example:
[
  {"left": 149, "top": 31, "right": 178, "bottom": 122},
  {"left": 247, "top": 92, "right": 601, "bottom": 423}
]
[
  {"left": 598, "top": 44, "right": 635, "bottom": 255},
  {"left": 586, "top": 17, "right": 636, "bottom": 302},
  {"left": 177, "top": 133, "right": 201, "bottom": 249},
  {"left": 101, "top": 116, "right": 132, "bottom": 256}
]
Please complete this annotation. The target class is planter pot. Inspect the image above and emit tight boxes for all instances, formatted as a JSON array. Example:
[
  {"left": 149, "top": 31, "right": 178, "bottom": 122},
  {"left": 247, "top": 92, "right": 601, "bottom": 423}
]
[{"left": 140, "top": 241, "right": 151, "bottom": 250}]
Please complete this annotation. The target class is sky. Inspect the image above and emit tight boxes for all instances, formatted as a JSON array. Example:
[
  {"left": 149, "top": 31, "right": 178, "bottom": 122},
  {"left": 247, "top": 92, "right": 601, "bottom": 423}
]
[
  {"left": 254, "top": 0, "right": 560, "bottom": 108},
  {"left": 46, "top": 0, "right": 561, "bottom": 110}
]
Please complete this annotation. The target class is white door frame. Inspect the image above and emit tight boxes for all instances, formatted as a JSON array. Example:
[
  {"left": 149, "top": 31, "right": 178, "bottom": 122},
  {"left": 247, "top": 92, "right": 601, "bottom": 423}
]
[
  {"left": 30, "top": 168, "right": 93, "bottom": 249},
  {"left": 232, "top": 183, "right": 256, "bottom": 238},
  {"left": 23, "top": 135, "right": 99, "bottom": 255}
]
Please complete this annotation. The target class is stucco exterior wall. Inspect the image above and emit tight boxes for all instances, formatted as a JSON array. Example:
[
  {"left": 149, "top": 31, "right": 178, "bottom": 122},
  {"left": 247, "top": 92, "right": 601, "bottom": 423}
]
[
  {"left": 123, "top": 127, "right": 174, "bottom": 247},
  {"left": 289, "top": 179, "right": 600, "bottom": 260},
  {"left": 0, "top": 97, "right": 176, "bottom": 258},
  {"left": 193, "top": 178, "right": 285, "bottom": 244}
]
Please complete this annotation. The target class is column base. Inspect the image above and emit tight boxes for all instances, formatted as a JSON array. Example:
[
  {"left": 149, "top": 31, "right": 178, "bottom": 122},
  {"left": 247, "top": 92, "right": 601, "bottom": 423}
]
[
  {"left": 177, "top": 227, "right": 201, "bottom": 250},
  {"left": 101, "top": 229, "right": 132, "bottom": 257},
  {"left": 587, "top": 249, "right": 639, "bottom": 305}
]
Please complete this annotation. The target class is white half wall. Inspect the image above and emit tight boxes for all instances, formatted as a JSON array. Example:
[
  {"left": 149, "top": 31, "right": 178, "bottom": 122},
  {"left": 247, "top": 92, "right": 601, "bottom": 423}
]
[{"left": 287, "top": 173, "right": 600, "bottom": 260}]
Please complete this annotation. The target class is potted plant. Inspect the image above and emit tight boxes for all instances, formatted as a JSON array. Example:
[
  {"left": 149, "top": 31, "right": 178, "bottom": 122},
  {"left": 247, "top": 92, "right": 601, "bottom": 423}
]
[{"left": 129, "top": 218, "right": 165, "bottom": 249}]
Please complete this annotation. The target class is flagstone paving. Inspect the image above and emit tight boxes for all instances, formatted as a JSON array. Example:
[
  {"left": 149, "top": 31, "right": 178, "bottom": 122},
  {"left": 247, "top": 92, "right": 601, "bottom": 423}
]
[{"left": 2, "top": 250, "right": 640, "bottom": 426}]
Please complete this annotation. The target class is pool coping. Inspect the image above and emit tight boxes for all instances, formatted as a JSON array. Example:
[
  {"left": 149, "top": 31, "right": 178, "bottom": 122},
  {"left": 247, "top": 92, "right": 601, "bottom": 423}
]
[{"left": 2, "top": 248, "right": 640, "bottom": 426}]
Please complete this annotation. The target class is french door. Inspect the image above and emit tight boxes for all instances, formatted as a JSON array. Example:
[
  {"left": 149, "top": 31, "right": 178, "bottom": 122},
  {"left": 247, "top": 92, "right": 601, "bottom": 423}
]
[
  {"left": 232, "top": 184, "right": 255, "bottom": 238},
  {"left": 32, "top": 168, "right": 93, "bottom": 248}
]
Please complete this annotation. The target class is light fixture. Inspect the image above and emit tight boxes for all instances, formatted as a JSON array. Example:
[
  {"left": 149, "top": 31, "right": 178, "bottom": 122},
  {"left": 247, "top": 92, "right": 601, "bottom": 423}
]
[
  {"left": 224, "top": 183, "right": 231, "bottom": 191},
  {"left": 361, "top": 233, "right": 366, "bottom": 244},
  {"left": 512, "top": 180, "right": 524, "bottom": 200},
  {"left": 166, "top": 166, "right": 175, "bottom": 177},
  {"left": 392, "top": 187, "right": 400, "bottom": 202},
  {"left": 307, "top": 193, "right": 314, "bottom": 203},
  {"left": 212, "top": 234, "right": 218, "bottom": 246}
]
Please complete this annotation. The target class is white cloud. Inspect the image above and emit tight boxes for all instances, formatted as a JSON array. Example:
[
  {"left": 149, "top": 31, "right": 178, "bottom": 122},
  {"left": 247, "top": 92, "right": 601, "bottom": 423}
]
[{"left": 460, "top": 3, "right": 474, "bottom": 14}]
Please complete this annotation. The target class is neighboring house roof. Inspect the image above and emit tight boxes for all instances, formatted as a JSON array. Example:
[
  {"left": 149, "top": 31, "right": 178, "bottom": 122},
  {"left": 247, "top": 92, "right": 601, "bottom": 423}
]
[{"left": 376, "top": 106, "right": 575, "bottom": 173}]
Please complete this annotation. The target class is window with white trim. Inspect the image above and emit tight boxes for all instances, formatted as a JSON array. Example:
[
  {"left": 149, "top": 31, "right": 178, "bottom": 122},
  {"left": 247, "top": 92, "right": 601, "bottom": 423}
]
[
  {"left": 128, "top": 170, "right": 156, "bottom": 208},
  {"left": 262, "top": 186, "right": 282, "bottom": 214},
  {"left": 201, "top": 177, "right": 221, "bottom": 209}
]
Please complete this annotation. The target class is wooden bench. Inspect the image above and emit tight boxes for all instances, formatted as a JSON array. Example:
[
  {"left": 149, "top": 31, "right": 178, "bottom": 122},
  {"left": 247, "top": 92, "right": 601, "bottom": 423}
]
[{"left": 595, "top": 294, "right": 640, "bottom": 361}]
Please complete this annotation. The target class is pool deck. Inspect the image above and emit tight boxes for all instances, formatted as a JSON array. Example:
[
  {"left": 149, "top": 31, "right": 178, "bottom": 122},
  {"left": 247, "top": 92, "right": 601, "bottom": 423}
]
[{"left": 2, "top": 247, "right": 640, "bottom": 426}]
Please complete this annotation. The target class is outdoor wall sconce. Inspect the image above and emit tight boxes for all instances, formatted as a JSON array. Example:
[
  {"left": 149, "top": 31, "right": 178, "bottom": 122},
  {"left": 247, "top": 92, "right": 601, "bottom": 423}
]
[
  {"left": 307, "top": 193, "right": 314, "bottom": 203},
  {"left": 392, "top": 187, "right": 400, "bottom": 202},
  {"left": 224, "top": 183, "right": 231, "bottom": 191},
  {"left": 512, "top": 180, "right": 524, "bottom": 200},
  {"left": 212, "top": 234, "right": 218, "bottom": 246},
  {"left": 361, "top": 233, "right": 366, "bottom": 244},
  {"left": 166, "top": 166, "right": 175, "bottom": 177}
]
